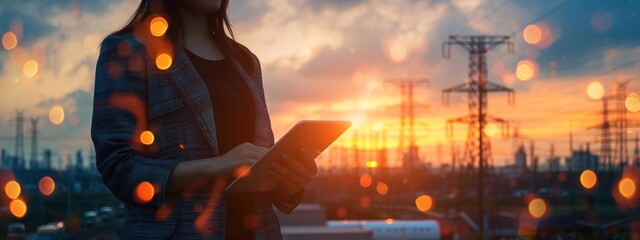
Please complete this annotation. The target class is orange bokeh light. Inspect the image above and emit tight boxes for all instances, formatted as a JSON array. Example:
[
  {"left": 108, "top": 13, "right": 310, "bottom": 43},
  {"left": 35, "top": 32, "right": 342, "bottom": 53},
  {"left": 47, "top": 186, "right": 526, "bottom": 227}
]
[
  {"left": 359, "top": 173, "right": 372, "bottom": 188},
  {"left": 140, "top": 130, "right": 155, "bottom": 145},
  {"left": 135, "top": 181, "right": 155, "bottom": 203},
  {"left": 523, "top": 24, "right": 542, "bottom": 45},
  {"left": 23, "top": 59, "right": 38, "bottom": 78},
  {"left": 155, "top": 53, "right": 172, "bottom": 70},
  {"left": 376, "top": 181, "right": 389, "bottom": 195},
  {"left": 5, "top": 180, "right": 21, "bottom": 200},
  {"left": 415, "top": 195, "right": 434, "bottom": 212},
  {"left": 587, "top": 82, "right": 605, "bottom": 100},
  {"left": 619, "top": 178, "right": 636, "bottom": 199},
  {"left": 528, "top": 198, "right": 547, "bottom": 218},
  {"left": 39, "top": 176, "right": 56, "bottom": 196},
  {"left": 49, "top": 105, "right": 65, "bottom": 125},
  {"left": 516, "top": 60, "right": 536, "bottom": 81},
  {"left": 2, "top": 31, "right": 18, "bottom": 50},
  {"left": 483, "top": 123, "right": 498, "bottom": 137},
  {"left": 10, "top": 199, "right": 27, "bottom": 218},
  {"left": 625, "top": 93, "right": 640, "bottom": 112},
  {"left": 150, "top": 17, "right": 169, "bottom": 37},
  {"left": 580, "top": 169, "right": 597, "bottom": 190}
]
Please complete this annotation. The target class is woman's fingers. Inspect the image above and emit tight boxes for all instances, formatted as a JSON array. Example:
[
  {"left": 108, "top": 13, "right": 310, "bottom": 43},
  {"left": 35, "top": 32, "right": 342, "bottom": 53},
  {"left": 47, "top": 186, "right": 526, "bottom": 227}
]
[
  {"left": 272, "top": 159, "right": 312, "bottom": 185},
  {"left": 270, "top": 163, "right": 304, "bottom": 191}
]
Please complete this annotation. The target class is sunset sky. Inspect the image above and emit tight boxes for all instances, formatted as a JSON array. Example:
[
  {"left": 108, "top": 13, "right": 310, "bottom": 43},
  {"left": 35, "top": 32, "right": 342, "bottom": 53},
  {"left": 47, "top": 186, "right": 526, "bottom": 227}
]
[{"left": 0, "top": 0, "right": 639, "bottom": 168}]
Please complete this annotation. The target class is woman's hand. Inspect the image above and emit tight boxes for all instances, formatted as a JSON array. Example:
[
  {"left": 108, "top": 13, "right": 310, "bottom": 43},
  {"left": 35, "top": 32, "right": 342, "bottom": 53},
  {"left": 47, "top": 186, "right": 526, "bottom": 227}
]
[
  {"left": 270, "top": 148, "right": 318, "bottom": 196},
  {"left": 215, "top": 142, "right": 268, "bottom": 174}
]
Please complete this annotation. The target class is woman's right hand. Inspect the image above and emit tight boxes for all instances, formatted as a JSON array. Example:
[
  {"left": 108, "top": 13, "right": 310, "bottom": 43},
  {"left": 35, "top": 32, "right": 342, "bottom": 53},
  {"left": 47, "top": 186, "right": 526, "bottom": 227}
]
[{"left": 215, "top": 142, "right": 268, "bottom": 174}]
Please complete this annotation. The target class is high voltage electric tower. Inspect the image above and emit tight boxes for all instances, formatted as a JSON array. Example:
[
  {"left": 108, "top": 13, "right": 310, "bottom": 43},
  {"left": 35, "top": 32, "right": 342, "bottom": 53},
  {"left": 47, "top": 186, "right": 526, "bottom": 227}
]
[
  {"left": 441, "top": 35, "right": 515, "bottom": 237},
  {"left": 386, "top": 79, "right": 429, "bottom": 177},
  {"left": 591, "top": 80, "right": 639, "bottom": 171}
]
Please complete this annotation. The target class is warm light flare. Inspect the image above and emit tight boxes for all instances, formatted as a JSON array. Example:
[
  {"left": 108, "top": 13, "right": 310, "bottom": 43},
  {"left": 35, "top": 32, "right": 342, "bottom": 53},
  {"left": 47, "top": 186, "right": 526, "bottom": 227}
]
[
  {"left": 49, "top": 105, "right": 65, "bottom": 125},
  {"left": 528, "top": 198, "right": 547, "bottom": 218},
  {"left": 516, "top": 60, "right": 536, "bottom": 81},
  {"left": 155, "top": 53, "right": 172, "bottom": 70},
  {"left": 587, "top": 82, "right": 605, "bottom": 100},
  {"left": 415, "top": 195, "right": 434, "bottom": 212},
  {"left": 140, "top": 131, "right": 155, "bottom": 145},
  {"left": 39, "top": 176, "right": 56, "bottom": 196},
  {"left": 150, "top": 17, "right": 169, "bottom": 37},
  {"left": 359, "top": 173, "right": 372, "bottom": 188},
  {"left": 135, "top": 181, "right": 155, "bottom": 203},
  {"left": 580, "top": 169, "right": 597, "bottom": 190},
  {"left": 10, "top": 199, "right": 27, "bottom": 218},
  {"left": 5, "top": 180, "right": 21, "bottom": 200},
  {"left": 619, "top": 178, "right": 636, "bottom": 199},
  {"left": 483, "top": 123, "right": 498, "bottom": 137},
  {"left": 23, "top": 59, "right": 38, "bottom": 78},
  {"left": 625, "top": 93, "right": 640, "bottom": 112},
  {"left": 234, "top": 164, "right": 250, "bottom": 178},
  {"left": 2, "top": 31, "right": 18, "bottom": 50},
  {"left": 366, "top": 160, "right": 378, "bottom": 168},
  {"left": 523, "top": 25, "right": 542, "bottom": 45}
]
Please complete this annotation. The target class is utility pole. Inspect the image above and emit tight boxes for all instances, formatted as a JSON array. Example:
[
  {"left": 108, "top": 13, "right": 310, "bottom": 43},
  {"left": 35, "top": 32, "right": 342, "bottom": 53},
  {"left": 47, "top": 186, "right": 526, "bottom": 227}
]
[
  {"left": 441, "top": 35, "right": 514, "bottom": 239},
  {"left": 14, "top": 110, "right": 25, "bottom": 169},
  {"left": 30, "top": 117, "right": 39, "bottom": 170}
]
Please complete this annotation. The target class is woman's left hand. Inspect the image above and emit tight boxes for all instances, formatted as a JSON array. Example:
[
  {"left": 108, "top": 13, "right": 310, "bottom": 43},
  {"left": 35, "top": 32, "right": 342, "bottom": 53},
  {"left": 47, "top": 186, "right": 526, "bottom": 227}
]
[{"left": 270, "top": 148, "right": 318, "bottom": 196}]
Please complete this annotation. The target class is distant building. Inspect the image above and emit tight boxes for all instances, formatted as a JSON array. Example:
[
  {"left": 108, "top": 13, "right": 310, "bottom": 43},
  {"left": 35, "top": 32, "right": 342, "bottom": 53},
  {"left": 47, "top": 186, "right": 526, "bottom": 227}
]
[
  {"left": 515, "top": 144, "right": 527, "bottom": 171},
  {"left": 76, "top": 150, "right": 84, "bottom": 172},
  {"left": 548, "top": 157, "right": 561, "bottom": 172},
  {"left": 1, "top": 148, "right": 6, "bottom": 167},
  {"left": 568, "top": 146, "right": 599, "bottom": 171},
  {"left": 44, "top": 149, "right": 52, "bottom": 170}
]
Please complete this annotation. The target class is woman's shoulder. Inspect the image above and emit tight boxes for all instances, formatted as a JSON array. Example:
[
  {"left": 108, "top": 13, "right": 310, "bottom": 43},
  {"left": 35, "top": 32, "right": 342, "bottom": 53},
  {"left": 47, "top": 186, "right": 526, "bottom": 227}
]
[{"left": 99, "top": 30, "right": 146, "bottom": 55}]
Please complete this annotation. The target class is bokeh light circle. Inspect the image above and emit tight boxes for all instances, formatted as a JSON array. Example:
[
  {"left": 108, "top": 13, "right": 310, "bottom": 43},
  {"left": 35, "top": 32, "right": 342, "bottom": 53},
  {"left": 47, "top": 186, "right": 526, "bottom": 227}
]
[
  {"left": 619, "top": 178, "right": 636, "bottom": 199},
  {"left": 135, "top": 181, "right": 155, "bottom": 203},
  {"left": 516, "top": 60, "right": 536, "bottom": 81},
  {"left": 10, "top": 199, "right": 27, "bottom": 218},
  {"left": 528, "top": 198, "right": 547, "bottom": 218},
  {"left": 415, "top": 195, "right": 434, "bottom": 212},
  {"left": 49, "top": 105, "right": 65, "bottom": 125},
  {"left": 2, "top": 31, "right": 18, "bottom": 50},
  {"left": 523, "top": 25, "right": 542, "bottom": 45},
  {"left": 587, "top": 82, "right": 605, "bottom": 100},
  {"left": 580, "top": 169, "right": 597, "bottom": 190},
  {"left": 150, "top": 17, "right": 169, "bottom": 37},
  {"left": 5, "top": 180, "right": 21, "bottom": 200},
  {"left": 155, "top": 53, "right": 172, "bottom": 70},
  {"left": 23, "top": 60, "right": 38, "bottom": 78},
  {"left": 39, "top": 176, "right": 56, "bottom": 196},
  {"left": 483, "top": 123, "right": 498, "bottom": 137},
  {"left": 359, "top": 173, "right": 372, "bottom": 188},
  {"left": 625, "top": 93, "right": 640, "bottom": 112},
  {"left": 140, "top": 131, "right": 155, "bottom": 145}
]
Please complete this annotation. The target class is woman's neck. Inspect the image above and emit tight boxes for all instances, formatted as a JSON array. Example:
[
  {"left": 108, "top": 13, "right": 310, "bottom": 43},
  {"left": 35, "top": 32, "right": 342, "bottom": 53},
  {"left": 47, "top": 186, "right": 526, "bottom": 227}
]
[{"left": 179, "top": 8, "right": 211, "bottom": 42}]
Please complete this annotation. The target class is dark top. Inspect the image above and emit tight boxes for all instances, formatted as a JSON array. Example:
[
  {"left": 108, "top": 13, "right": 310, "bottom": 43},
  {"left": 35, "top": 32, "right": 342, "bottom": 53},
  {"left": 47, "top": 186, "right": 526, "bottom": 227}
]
[
  {"left": 185, "top": 48, "right": 258, "bottom": 239},
  {"left": 185, "top": 48, "right": 256, "bottom": 155}
]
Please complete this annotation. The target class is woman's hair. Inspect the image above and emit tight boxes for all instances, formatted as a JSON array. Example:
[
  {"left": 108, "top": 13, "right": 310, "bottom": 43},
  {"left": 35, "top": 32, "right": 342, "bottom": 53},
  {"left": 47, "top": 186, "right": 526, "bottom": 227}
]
[{"left": 110, "top": 0, "right": 256, "bottom": 72}]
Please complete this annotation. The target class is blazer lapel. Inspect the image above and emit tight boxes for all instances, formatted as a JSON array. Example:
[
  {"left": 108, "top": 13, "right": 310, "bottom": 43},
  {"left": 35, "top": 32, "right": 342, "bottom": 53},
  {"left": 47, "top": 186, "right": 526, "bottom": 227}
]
[{"left": 164, "top": 44, "right": 221, "bottom": 155}]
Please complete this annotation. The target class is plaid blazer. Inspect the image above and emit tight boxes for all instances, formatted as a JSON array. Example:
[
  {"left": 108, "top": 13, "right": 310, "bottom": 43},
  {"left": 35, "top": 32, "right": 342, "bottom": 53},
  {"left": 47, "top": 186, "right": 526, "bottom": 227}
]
[{"left": 91, "top": 32, "right": 301, "bottom": 239}]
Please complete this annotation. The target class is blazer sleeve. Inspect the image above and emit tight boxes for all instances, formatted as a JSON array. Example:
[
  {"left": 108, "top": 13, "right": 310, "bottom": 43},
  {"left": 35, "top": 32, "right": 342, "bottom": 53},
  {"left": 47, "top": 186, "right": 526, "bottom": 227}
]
[
  {"left": 249, "top": 53, "right": 305, "bottom": 213},
  {"left": 91, "top": 34, "right": 180, "bottom": 207}
]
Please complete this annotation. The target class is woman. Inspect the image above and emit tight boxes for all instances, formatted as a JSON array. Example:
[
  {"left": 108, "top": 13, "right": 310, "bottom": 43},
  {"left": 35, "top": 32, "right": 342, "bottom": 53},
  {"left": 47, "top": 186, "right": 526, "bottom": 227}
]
[{"left": 91, "top": 0, "right": 317, "bottom": 239}]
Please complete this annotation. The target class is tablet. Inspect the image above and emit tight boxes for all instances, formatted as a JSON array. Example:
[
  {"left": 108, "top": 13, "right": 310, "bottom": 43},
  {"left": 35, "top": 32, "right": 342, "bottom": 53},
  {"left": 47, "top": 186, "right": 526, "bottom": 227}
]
[{"left": 225, "top": 120, "right": 352, "bottom": 193}]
